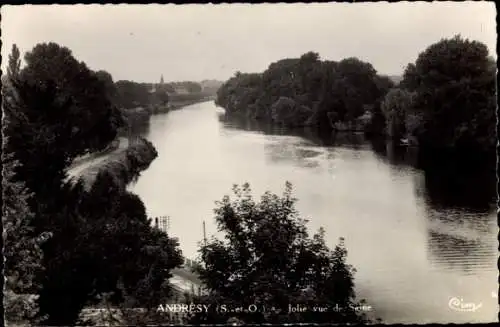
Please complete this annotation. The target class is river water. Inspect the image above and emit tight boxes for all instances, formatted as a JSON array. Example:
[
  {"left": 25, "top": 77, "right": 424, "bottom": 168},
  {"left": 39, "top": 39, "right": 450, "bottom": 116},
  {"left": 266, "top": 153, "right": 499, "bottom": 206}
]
[{"left": 130, "top": 101, "right": 498, "bottom": 324}]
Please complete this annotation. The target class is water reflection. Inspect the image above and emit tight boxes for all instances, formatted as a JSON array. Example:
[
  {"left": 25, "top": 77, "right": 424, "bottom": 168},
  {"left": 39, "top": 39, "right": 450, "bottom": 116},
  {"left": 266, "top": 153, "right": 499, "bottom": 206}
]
[
  {"left": 419, "top": 166, "right": 496, "bottom": 211},
  {"left": 413, "top": 170, "right": 497, "bottom": 275},
  {"left": 426, "top": 229, "right": 496, "bottom": 275},
  {"left": 222, "top": 114, "right": 498, "bottom": 277},
  {"left": 220, "top": 114, "right": 373, "bottom": 147},
  {"left": 369, "top": 138, "right": 419, "bottom": 168},
  {"left": 220, "top": 114, "right": 497, "bottom": 211},
  {"left": 372, "top": 136, "right": 497, "bottom": 276}
]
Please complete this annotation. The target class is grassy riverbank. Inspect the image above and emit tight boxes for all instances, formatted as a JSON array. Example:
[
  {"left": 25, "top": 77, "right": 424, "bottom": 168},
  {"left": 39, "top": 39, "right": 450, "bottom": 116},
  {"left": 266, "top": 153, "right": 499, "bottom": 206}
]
[{"left": 66, "top": 137, "right": 157, "bottom": 191}]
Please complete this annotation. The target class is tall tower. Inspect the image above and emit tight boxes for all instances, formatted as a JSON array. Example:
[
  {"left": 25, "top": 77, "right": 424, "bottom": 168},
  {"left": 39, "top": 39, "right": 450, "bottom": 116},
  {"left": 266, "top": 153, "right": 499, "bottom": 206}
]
[{"left": 160, "top": 74, "right": 164, "bottom": 85}]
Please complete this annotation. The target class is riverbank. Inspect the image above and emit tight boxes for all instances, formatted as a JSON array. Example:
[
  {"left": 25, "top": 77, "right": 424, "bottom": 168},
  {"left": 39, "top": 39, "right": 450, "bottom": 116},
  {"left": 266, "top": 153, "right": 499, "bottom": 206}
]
[
  {"left": 65, "top": 137, "right": 156, "bottom": 192},
  {"left": 66, "top": 137, "right": 123, "bottom": 171}
]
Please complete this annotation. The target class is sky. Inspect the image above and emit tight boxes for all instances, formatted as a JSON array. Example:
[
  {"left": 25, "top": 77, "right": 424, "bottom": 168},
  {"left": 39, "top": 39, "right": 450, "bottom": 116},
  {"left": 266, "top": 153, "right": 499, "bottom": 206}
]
[{"left": 1, "top": 3, "right": 496, "bottom": 83}]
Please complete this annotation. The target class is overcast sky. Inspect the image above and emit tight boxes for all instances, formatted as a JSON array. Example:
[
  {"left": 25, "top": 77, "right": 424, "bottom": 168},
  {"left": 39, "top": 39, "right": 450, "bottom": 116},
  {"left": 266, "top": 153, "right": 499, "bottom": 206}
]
[{"left": 1, "top": 3, "right": 496, "bottom": 83}]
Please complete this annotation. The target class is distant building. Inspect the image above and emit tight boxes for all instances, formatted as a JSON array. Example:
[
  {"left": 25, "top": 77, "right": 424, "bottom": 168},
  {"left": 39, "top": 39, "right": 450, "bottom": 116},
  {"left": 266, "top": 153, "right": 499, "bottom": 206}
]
[{"left": 149, "top": 75, "right": 165, "bottom": 94}]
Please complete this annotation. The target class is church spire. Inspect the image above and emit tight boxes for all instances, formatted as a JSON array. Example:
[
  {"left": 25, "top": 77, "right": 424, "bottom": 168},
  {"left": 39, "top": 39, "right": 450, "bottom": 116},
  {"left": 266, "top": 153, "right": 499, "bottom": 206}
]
[{"left": 160, "top": 74, "right": 164, "bottom": 85}]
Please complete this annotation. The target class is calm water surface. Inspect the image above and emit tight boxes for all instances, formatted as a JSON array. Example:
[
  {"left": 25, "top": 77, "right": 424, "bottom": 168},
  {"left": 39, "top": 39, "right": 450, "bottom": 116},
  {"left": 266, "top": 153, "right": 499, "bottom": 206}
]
[{"left": 130, "top": 101, "right": 498, "bottom": 324}]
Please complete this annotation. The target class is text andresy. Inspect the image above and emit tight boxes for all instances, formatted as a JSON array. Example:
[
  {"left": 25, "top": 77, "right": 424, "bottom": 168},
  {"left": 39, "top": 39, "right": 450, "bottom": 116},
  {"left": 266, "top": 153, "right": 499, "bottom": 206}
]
[{"left": 157, "top": 304, "right": 211, "bottom": 313}]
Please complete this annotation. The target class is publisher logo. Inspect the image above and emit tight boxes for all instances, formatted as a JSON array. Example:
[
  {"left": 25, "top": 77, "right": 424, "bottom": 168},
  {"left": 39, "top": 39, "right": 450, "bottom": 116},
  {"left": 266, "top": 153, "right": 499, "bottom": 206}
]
[{"left": 448, "top": 297, "right": 482, "bottom": 312}]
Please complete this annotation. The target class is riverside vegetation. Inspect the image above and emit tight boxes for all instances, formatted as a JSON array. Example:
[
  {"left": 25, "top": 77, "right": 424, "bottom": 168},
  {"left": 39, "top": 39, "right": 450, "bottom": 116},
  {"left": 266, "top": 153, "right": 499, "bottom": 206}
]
[
  {"left": 2, "top": 42, "right": 183, "bottom": 326},
  {"left": 216, "top": 35, "right": 496, "bottom": 158},
  {"left": 3, "top": 42, "right": 369, "bottom": 326}
]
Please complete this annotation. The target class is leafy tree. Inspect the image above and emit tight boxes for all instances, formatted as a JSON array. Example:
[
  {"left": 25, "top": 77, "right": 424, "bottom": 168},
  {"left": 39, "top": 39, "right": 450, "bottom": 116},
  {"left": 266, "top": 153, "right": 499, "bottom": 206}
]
[
  {"left": 381, "top": 88, "right": 415, "bottom": 139},
  {"left": 2, "top": 45, "right": 49, "bottom": 326},
  {"left": 20, "top": 43, "right": 123, "bottom": 146},
  {"left": 95, "top": 70, "right": 118, "bottom": 102},
  {"left": 401, "top": 35, "right": 496, "bottom": 151},
  {"left": 361, "top": 75, "right": 396, "bottom": 136},
  {"left": 2, "top": 151, "right": 51, "bottom": 326},
  {"left": 115, "top": 80, "right": 152, "bottom": 109},
  {"left": 332, "top": 57, "right": 380, "bottom": 122},
  {"left": 216, "top": 72, "right": 264, "bottom": 119},
  {"left": 190, "top": 183, "right": 368, "bottom": 324},
  {"left": 306, "top": 60, "right": 339, "bottom": 129},
  {"left": 374, "top": 75, "right": 396, "bottom": 103},
  {"left": 6, "top": 43, "right": 122, "bottom": 197},
  {"left": 399, "top": 63, "right": 419, "bottom": 91},
  {"left": 271, "top": 96, "right": 313, "bottom": 127},
  {"left": 4, "top": 78, "right": 76, "bottom": 210},
  {"left": 7, "top": 44, "right": 21, "bottom": 79}
]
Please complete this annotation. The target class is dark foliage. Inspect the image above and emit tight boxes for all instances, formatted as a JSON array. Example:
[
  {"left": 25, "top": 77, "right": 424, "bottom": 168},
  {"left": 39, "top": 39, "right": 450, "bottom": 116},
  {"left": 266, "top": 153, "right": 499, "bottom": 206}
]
[
  {"left": 189, "top": 183, "right": 369, "bottom": 324},
  {"left": 216, "top": 52, "right": 392, "bottom": 133},
  {"left": 218, "top": 37, "right": 496, "bottom": 154},
  {"left": 115, "top": 80, "right": 152, "bottom": 109},
  {"left": 3, "top": 42, "right": 183, "bottom": 326},
  {"left": 399, "top": 35, "right": 496, "bottom": 152},
  {"left": 2, "top": 152, "right": 50, "bottom": 326},
  {"left": 39, "top": 176, "right": 183, "bottom": 325}
]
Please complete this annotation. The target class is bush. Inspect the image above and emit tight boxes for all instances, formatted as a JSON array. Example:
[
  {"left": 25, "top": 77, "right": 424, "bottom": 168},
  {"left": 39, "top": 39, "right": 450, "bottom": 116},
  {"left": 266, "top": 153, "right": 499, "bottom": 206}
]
[{"left": 189, "top": 183, "right": 369, "bottom": 324}]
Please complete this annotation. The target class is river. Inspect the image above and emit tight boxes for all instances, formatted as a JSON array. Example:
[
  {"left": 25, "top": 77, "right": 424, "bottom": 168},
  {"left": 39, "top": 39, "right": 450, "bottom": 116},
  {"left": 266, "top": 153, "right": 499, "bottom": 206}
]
[{"left": 129, "top": 101, "right": 498, "bottom": 324}]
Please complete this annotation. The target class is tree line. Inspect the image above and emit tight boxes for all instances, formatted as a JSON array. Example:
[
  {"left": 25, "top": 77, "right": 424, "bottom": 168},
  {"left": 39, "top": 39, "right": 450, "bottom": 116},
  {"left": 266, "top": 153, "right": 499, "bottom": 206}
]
[
  {"left": 216, "top": 35, "right": 496, "bottom": 154},
  {"left": 2, "top": 42, "right": 182, "bottom": 326},
  {"left": 3, "top": 42, "right": 369, "bottom": 325},
  {"left": 216, "top": 52, "right": 393, "bottom": 131},
  {"left": 113, "top": 79, "right": 208, "bottom": 110}
]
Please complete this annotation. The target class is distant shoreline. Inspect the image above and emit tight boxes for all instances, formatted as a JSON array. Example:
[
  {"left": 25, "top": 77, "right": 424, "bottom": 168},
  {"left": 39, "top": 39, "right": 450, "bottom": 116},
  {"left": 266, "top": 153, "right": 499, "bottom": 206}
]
[{"left": 151, "top": 95, "right": 216, "bottom": 114}]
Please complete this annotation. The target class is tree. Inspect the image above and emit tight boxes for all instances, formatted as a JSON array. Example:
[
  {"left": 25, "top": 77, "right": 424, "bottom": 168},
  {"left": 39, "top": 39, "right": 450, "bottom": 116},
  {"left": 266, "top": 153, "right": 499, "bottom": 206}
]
[
  {"left": 404, "top": 35, "right": 496, "bottom": 151},
  {"left": 2, "top": 45, "right": 48, "bottom": 326},
  {"left": 216, "top": 72, "right": 263, "bottom": 118},
  {"left": 381, "top": 88, "right": 415, "bottom": 139},
  {"left": 4, "top": 78, "right": 76, "bottom": 207},
  {"left": 21, "top": 43, "right": 123, "bottom": 142},
  {"left": 334, "top": 57, "right": 380, "bottom": 121},
  {"left": 9, "top": 43, "right": 122, "bottom": 197},
  {"left": 190, "top": 183, "right": 368, "bottom": 324},
  {"left": 2, "top": 151, "right": 51, "bottom": 326},
  {"left": 374, "top": 75, "right": 395, "bottom": 99},
  {"left": 95, "top": 70, "right": 118, "bottom": 102},
  {"left": 399, "top": 63, "right": 419, "bottom": 91},
  {"left": 271, "top": 96, "right": 313, "bottom": 127},
  {"left": 7, "top": 44, "right": 21, "bottom": 79},
  {"left": 115, "top": 80, "right": 152, "bottom": 109}
]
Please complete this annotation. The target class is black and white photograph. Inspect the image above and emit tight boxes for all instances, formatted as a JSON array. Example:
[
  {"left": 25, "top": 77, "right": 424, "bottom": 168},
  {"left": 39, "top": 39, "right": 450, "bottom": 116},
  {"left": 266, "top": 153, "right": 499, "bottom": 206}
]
[{"left": 1, "top": 2, "right": 497, "bottom": 326}]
